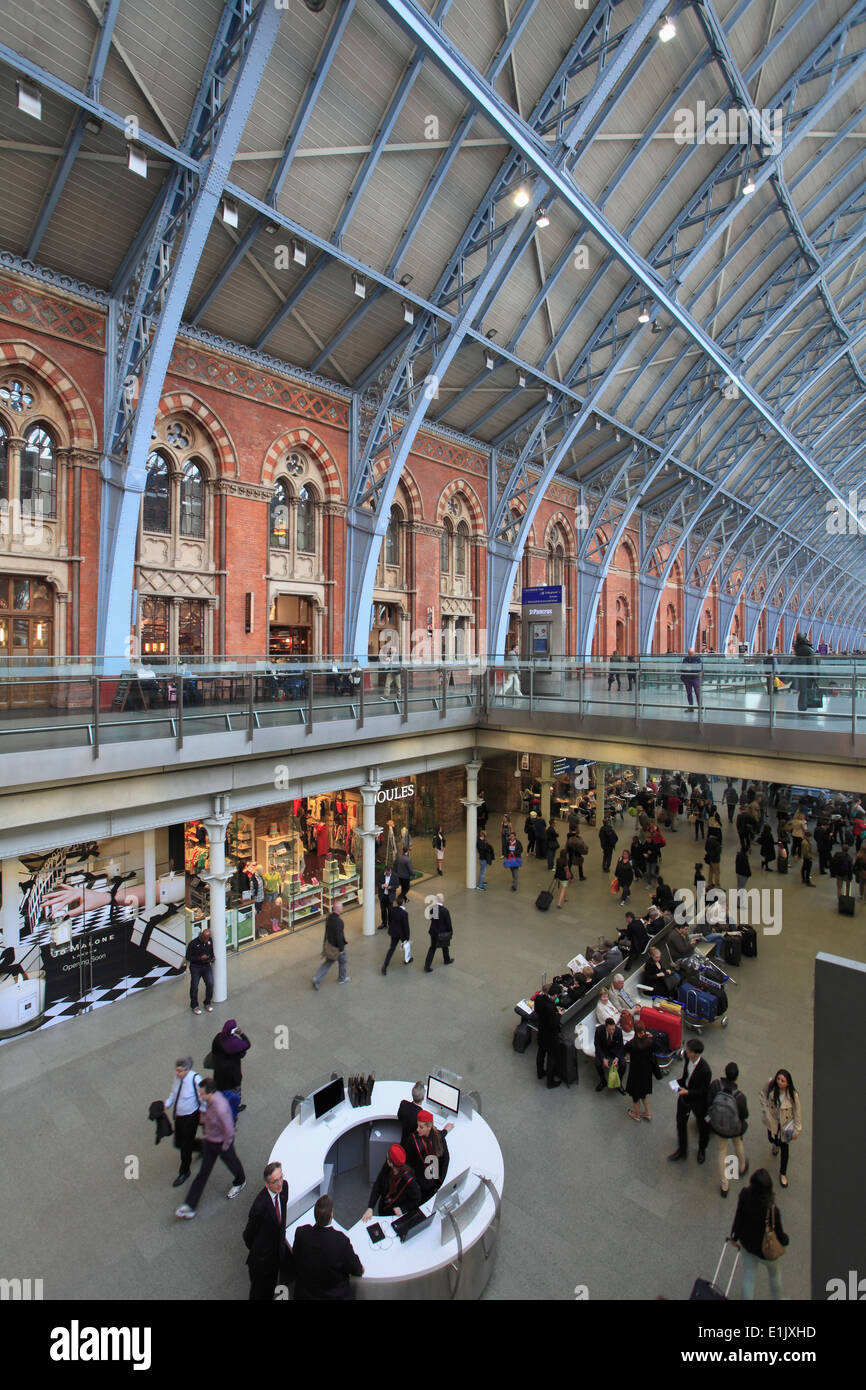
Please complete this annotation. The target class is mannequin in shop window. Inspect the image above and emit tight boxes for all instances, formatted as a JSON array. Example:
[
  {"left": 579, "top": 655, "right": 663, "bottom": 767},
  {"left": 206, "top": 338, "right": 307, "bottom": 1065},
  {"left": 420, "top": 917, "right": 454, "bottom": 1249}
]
[{"left": 384, "top": 820, "right": 398, "bottom": 866}]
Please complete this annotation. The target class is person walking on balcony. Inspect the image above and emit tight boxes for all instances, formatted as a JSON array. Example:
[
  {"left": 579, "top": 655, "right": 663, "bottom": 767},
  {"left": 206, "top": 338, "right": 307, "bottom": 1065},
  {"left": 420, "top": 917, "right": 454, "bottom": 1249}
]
[
  {"left": 607, "top": 650, "right": 623, "bottom": 693},
  {"left": 681, "top": 648, "right": 702, "bottom": 711},
  {"left": 503, "top": 645, "right": 523, "bottom": 698}
]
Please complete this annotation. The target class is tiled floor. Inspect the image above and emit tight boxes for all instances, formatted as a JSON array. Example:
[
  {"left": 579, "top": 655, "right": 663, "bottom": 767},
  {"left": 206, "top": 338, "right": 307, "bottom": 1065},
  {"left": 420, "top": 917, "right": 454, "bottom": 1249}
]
[{"left": 1, "top": 797, "right": 858, "bottom": 1301}]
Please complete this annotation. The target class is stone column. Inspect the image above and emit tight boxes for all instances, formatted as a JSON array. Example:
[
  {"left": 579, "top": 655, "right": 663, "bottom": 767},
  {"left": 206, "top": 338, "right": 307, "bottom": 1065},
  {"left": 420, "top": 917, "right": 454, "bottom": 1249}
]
[
  {"left": 203, "top": 803, "right": 232, "bottom": 1003},
  {"left": 359, "top": 773, "right": 381, "bottom": 937},
  {"left": 639, "top": 767, "right": 647, "bottom": 788},
  {"left": 596, "top": 762, "right": 606, "bottom": 827},
  {"left": 461, "top": 758, "right": 483, "bottom": 890},
  {"left": 1, "top": 858, "right": 21, "bottom": 951},
  {"left": 143, "top": 828, "right": 157, "bottom": 916}
]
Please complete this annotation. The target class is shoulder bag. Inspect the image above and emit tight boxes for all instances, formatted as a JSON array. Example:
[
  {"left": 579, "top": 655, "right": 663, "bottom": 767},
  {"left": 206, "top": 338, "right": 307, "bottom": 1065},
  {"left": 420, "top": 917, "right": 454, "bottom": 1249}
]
[{"left": 761, "top": 1204, "right": 785, "bottom": 1261}]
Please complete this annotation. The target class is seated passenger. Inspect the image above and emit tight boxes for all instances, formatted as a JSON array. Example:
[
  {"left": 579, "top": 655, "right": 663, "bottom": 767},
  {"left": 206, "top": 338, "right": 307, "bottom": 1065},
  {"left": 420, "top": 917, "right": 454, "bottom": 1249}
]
[
  {"left": 594, "top": 1018, "right": 626, "bottom": 1092},
  {"left": 594, "top": 987, "right": 620, "bottom": 1027},
  {"left": 642, "top": 945, "right": 679, "bottom": 997}
]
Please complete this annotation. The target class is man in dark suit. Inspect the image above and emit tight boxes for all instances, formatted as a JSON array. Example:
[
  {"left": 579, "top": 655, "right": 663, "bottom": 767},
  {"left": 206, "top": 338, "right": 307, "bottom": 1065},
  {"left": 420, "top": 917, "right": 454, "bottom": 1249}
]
[
  {"left": 668, "top": 1038, "right": 712, "bottom": 1163},
  {"left": 594, "top": 1018, "right": 626, "bottom": 1092},
  {"left": 242, "top": 1162, "right": 292, "bottom": 1301},
  {"left": 376, "top": 865, "right": 397, "bottom": 930},
  {"left": 534, "top": 982, "right": 563, "bottom": 1089},
  {"left": 397, "top": 1082, "right": 426, "bottom": 1149},
  {"left": 292, "top": 1195, "right": 364, "bottom": 1301}
]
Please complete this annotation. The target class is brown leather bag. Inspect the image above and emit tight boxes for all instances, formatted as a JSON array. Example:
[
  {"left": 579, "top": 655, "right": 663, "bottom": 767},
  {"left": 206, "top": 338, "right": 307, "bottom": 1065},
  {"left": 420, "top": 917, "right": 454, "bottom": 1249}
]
[{"left": 761, "top": 1203, "right": 785, "bottom": 1261}]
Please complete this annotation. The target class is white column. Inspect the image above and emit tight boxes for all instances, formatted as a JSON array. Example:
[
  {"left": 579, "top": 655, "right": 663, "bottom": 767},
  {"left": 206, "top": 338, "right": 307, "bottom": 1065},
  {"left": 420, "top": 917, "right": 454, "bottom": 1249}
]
[
  {"left": 596, "top": 762, "right": 606, "bottom": 826},
  {"left": 143, "top": 828, "right": 157, "bottom": 916},
  {"left": 639, "top": 767, "right": 647, "bottom": 788},
  {"left": 1, "top": 858, "right": 21, "bottom": 951},
  {"left": 461, "top": 758, "right": 483, "bottom": 890},
  {"left": 360, "top": 774, "right": 381, "bottom": 937},
  {"left": 203, "top": 805, "right": 232, "bottom": 1003},
  {"left": 540, "top": 754, "right": 553, "bottom": 823}
]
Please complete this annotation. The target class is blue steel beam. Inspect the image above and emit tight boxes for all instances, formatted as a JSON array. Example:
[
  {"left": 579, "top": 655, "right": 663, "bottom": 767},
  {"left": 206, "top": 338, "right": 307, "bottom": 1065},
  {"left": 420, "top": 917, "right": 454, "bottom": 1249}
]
[
  {"left": 97, "top": 0, "right": 281, "bottom": 658},
  {"left": 25, "top": 0, "right": 123, "bottom": 259},
  {"left": 189, "top": 0, "right": 358, "bottom": 325}
]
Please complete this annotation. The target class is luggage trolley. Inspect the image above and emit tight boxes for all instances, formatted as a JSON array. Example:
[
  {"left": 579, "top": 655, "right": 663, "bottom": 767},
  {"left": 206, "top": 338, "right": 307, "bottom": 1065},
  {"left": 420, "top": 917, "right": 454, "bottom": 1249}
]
[{"left": 678, "top": 982, "right": 728, "bottom": 1031}]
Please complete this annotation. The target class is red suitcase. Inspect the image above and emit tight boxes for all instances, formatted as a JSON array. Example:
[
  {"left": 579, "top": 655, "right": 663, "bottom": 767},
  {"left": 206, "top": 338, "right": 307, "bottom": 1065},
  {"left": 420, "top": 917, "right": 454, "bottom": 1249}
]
[{"left": 639, "top": 1004, "right": 683, "bottom": 1052}]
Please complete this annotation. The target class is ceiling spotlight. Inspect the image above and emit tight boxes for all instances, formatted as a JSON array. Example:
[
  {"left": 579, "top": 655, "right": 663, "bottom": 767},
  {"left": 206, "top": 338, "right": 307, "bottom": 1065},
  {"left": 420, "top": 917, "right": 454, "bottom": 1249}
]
[
  {"left": 638, "top": 302, "right": 650, "bottom": 324},
  {"left": 126, "top": 142, "right": 148, "bottom": 178},
  {"left": 352, "top": 273, "right": 367, "bottom": 300},
  {"left": 402, "top": 300, "right": 415, "bottom": 325},
  {"left": 399, "top": 273, "right": 414, "bottom": 287},
  {"left": 615, "top": 430, "right": 622, "bottom": 442},
  {"left": 742, "top": 174, "right": 757, "bottom": 196},
  {"left": 16, "top": 79, "right": 42, "bottom": 120},
  {"left": 517, "top": 370, "right": 527, "bottom": 388},
  {"left": 221, "top": 197, "right": 239, "bottom": 228},
  {"left": 484, "top": 350, "right": 495, "bottom": 371},
  {"left": 535, "top": 206, "right": 550, "bottom": 228},
  {"left": 303, "top": 0, "right": 328, "bottom": 11},
  {"left": 290, "top": 238, "right": 307, "bottom": 266},
  {"left": 546, "top": 388, "right": 554, "bottom": 403},
  {"left": 84, "top": 114, "right": 103, "bottom": 136},
  {"left": 513, "top": 186, "right": 531, "bottom": 208},
  {"left": 658, "top": 16, "right": 676, "bottom": 43},
  {"left": 263, "top": 219, "right": 279, "bottom": 234},
  {"left": 594, "top": 418, "right": 602, "bottom": 431}
]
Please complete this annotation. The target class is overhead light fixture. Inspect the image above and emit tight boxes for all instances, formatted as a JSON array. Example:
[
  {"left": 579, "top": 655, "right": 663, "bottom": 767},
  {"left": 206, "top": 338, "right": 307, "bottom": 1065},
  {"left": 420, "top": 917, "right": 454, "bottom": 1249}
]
[
  {"left": 535, "top": 206, "right": 550, "bottom": 228},
  {"left": 16, "top": 79, "right": 42, "bottom": 120},
  {"left": 84, "top": 114, "right": 103, "bottom": 136},
  {"left": 399, "top": 273, "right": 414, "bottom": 286},
  {"left": 517, "top": 370, "right": 527, "bottom": 388},
  {"left": 651, "top": 319, "right": 664, "bottom": 333},
  {"left": 484, "top": 350, "right": 495, "bottom": 371},
  {"left": 221, "top": 197, "right": 239, "bottom": 228},
  {"left": 742, "top": 174, "right": 757, "bottom": 196},
  {"left": 637, "top": 302, "right": 650, "bottom": 324},
  {"left": 352, "top": 273, "right": 367, "bottom": 300},
  {"left": 126, "top": 142, "right": 148, "bottom": 178},
  {"left": 615, "top": 430, "right": 622, "bottom": 442},
  {"left": 291, "top": 238, "right": 307, "bottom": 266},
  {"left": 546, "top": 388, "right": 554, "bottom": 403},
  {"left": 264, "top": 219, "right": 279, "bottom": 235},
  {"left": 402, "top": 300, "right": 415, "bottom": 325},
  {"left": 513, "top": 186, "right": 530, "bottom": 208},
  {"left": 658, "top": 16, "right": 676, "bottom": 43},
  {"left": 303, "top": 0, "right": 328, "bottom": 11},
  {"left": 594, "top": 418, "right": 602, "bottom": 431}
]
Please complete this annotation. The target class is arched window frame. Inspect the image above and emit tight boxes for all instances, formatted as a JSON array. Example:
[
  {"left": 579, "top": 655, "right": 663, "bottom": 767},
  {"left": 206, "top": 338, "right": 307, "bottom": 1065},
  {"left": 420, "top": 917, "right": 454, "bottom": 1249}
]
[
  {"left": 385, "top": 505, "right": 402, "bottom": 569},
  {"left": 440, "top": 517, "right": 452, "bottom": 575},
  {"left": 271, "top": 478, "right": 290, "bottom": 549},
  {"left": 455, "top": 519, "right": 469, "bottom": 577},
  {"left": 143, "top": 450, "right": 171, "bottom": 534},
  {"left": 0, "top": 419, "right": 8, "bottom": 501},
  {"left": 296, "top": 483, "right": 317, "bottom": 554},
  {"left": 179, "top": 458, "right": 207, "bottom": 539},
  {"left": 20, "top": 422, "right": 58, "bottom": 518}
]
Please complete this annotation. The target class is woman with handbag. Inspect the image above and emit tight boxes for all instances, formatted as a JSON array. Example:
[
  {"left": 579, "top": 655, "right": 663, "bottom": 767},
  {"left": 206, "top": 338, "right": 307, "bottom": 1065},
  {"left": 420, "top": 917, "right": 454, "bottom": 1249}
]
[
  {"left": 760, "top": 1070, "right": 802, "bottom": 1187},
  {"left": 432, "top": 827, "right": 446, "bottom": 876},
  {"left": 504, "top": 835, "right": 523, "bottom": 892},
  {"left": 729, "top": 1168, "right": 789, "bottom": 1299}
]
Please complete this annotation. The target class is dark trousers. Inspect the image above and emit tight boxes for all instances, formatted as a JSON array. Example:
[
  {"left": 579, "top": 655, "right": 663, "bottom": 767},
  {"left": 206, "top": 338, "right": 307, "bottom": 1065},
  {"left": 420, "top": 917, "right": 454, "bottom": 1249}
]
[
  {"left": 768, "top": 1128, "right": 791, "bottom": 1177},
  {"left": 378, "top": 897, "right": 392, "bottom": 928},
  {"left": 727, "top": 804, "right": 736, "bottom": 822},
  {"left": 801, "top": 858, "right": 812, "bottom": 883},
  {"left": 383, "top": 937, "right": 407, "bottom": 969},
  {"left": 174, "top": 1112, "right": 202, "bottom": 1175},
  {"left": 676, "top": 1097, "right": 709, "bottom": 1154},
  {"left": 601, "top": 852, "right": 613, "bottom": 872},
  {"left": 249, "top": 1259, "right": 285, "bottom": 1302},
  {"left": 189, "top": 963, "right": 214, "bottom": 1008},
  {"left": 424, "top": 938, "right": 452, "bottom": 970},
  {"left": 608, "top": 675, "right": 621, "bottom": 691},
  {"left": 186, "top": 1139, "right": 245, "bottom": 1210},
  {"left": 397, "top": 877, "right": 410, "bottom": 903},
  {"left": 537, "top": 1034, "right": 561, "bottom": 1086},
  {"left": 596, "top": 1051, "right": 625, "bottom": 1087},
  {"left": 682, "top": 676, "right": 700, "bottom": 706}
]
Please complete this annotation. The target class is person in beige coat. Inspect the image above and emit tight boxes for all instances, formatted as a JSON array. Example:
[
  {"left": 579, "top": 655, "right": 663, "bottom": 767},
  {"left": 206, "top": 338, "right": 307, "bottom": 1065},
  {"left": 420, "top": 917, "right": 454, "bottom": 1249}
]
[
  {"left": 790, "top": 809, "right": 808, "bottom": 859},
  {"left": 760, "top": 1069, "right": 802, "bottom": 1188}
]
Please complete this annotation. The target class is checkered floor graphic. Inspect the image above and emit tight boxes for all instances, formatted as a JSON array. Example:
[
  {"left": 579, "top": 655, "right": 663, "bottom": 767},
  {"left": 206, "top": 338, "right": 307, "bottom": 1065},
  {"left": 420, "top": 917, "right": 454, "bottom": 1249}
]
[{"left": 0, "top": 963, "right": 182, "bottom": 1045}]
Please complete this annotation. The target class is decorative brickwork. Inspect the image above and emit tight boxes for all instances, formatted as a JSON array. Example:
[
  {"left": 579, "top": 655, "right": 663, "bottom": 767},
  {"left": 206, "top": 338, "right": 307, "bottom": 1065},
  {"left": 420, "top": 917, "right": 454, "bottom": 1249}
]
[
  {"left": 168, "top": 343, "right": 350, "bottom": 428},
  {"left": 0, "top": 276, "right": 105, "bottom": 350},
  {"left": 0, "top": 340, "right": 97, "bottom": 448}
]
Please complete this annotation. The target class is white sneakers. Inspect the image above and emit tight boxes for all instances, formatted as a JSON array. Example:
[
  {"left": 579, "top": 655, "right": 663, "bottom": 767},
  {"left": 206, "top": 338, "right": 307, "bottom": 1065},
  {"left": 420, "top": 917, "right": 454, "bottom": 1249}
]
[
  {"left": 175, "top": 1204, "right": 196, "bottom": 1219},
  {"left": 226, "top": 1182, "right": 246, "bottom": 1200}
]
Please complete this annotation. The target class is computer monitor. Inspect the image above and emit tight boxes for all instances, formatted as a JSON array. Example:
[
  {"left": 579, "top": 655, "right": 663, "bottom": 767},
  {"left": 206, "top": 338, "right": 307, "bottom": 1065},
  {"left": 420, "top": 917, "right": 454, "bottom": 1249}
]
[
  {"left": 313, "top": 1076, "right": 345, "bottom": 1120},
  {"left": 432, "top": 1168, "right": 470, "bottom": 1212},
  {"left": 426, "top": 1074, "right": 460, "bottom": 1116}
]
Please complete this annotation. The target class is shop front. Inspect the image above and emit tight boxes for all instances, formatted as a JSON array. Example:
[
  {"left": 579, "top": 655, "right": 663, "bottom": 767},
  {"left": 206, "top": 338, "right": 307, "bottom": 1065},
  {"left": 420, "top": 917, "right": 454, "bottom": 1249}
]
[{"left": 269, "top": 593, "right": 315, "bottom": 658}]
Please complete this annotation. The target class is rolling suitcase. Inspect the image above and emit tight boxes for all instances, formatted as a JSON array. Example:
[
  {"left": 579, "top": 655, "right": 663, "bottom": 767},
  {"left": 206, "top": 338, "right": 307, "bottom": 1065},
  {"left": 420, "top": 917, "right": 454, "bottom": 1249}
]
[
  {"left": 535, "top": 879, "right": 555, "bottom": 912},
  {"left": 776, "top": 853, "right": 788, "bottom": 874},
  {"left": 690, "top": 1242, "right": 740, "bottom": 1301},
  {"left": 740, "top": 925, "right": 758, "bottom": 957},
  {"left": 512, "top": 1022, "right": 531, "bottom": 1053},
  {"left": 679, "top": 983, "right": 718, "bottom": 1022},
  {"left": 723, "top": 935, "right": 742, "bottom": 966},
  {"left": 558, "top": 1037, "right": 579, "bottom": 1087},
  {"left": 838, "top": 892, "right": 856, "bottom": 917},
  {"left": 640, "top": 1003, "right": 683, "bottom": 1052},
  {"left": 701, "top": 978, "right": 729, "bottom": 1013}
]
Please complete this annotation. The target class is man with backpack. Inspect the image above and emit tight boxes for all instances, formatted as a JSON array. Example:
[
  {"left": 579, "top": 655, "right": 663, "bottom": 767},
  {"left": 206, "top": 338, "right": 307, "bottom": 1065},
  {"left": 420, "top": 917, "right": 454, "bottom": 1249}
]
[{"left": 707, "top": 1062, "right": 749, "bottom": 1199}]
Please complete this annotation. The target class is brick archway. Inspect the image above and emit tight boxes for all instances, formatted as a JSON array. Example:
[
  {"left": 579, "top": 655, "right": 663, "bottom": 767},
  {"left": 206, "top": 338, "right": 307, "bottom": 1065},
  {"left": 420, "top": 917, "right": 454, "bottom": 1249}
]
[
  {"left": 436, "top": 477, "right": 484, "bottom": 533},
  {"left": 157, "top": 391, "right": 237, "bottom": 477},
  {"left": 0, "top": 341, "right": 97, "bottom": 448},
  {"left": 262, "top": 428, "right": 342, "bottom": 500},
  {"left": 542, "top": 510, "right": 576, "bottom": 555},
  {"left": 371, "top": 459, "right": 423, "bottom": 520}
]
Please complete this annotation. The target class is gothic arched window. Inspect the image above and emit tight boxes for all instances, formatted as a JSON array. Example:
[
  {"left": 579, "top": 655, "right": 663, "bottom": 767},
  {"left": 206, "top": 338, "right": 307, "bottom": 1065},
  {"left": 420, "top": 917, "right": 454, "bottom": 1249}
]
[
  {"left": 455, "top": 520, "right": 469, "bottom": 577},
  {"left": 143, "top": 451, "right": 171, "bottom": 533},
  {"left": 179, "top": 459, "right": 206, "bottom": 538},
  {"left": 21, "top": 424, "right": 57, "bottom": 517},
  {"left": 385, "top": 506, "right": 401, "bottom": 568},
  {"left": 296, "top": 484, "right": 316, "bottom": 553},
  {"left": 271, "top": 479, "right": 289, "bottom": 549}
]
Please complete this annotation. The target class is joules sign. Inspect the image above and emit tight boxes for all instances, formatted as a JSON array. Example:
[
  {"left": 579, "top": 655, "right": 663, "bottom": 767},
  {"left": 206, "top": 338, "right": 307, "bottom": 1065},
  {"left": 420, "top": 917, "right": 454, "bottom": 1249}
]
[{"left": 376, "top": 784, "right": 415, "bottom": 803}]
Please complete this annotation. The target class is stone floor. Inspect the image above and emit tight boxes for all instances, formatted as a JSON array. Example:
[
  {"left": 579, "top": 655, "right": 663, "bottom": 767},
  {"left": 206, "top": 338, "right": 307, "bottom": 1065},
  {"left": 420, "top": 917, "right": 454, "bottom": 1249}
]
[{"left": 1, "top": 792, "right": 858, "bottom": 1301}]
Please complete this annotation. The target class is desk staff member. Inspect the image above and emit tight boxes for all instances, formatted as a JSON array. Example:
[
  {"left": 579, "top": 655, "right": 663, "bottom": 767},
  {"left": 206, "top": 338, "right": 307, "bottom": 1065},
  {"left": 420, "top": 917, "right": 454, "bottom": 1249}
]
[
  {"left": 404, "top": 1110, "right": 452, "bottom": 1198},
  {"left": 397, "top": 1082, "right": 426, "bottom": 1149},
  {"left": 362, "top": 1144, "right": 421, "bottom": 1222}
]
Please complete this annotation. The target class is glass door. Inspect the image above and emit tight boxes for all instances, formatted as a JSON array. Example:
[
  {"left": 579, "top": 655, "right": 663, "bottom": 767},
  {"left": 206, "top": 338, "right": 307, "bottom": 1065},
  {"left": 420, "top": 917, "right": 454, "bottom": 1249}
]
[{"left": 0, "top": 576, "right": 54, "bottom": 707}]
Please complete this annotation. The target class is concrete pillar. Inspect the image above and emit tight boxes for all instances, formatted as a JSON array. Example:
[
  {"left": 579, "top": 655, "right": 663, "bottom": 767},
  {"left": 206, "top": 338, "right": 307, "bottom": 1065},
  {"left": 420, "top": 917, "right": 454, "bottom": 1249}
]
[
  {"left": 360, "top": 774, "right": 381, "bottom": 937},
  {"left": 540, "top": 754, "right": 552, "bottom": 824},
  {"left": 1, "top": 858, "right": 21, "bottom": 951},
  {"left": 203, "top": 804, "right": 232, "bottom": 1004},
  {"left": 639, "top": 767, "right": 647, "bottom": 788},
  {"left": 461, "top": 759, "right": 483, "bottom": 890},
  {"left": 143, "top": 828, "right": 157, "bottom": 916},
  {"left": 596, "top": 761, "right": 606, "bottom": 827}
]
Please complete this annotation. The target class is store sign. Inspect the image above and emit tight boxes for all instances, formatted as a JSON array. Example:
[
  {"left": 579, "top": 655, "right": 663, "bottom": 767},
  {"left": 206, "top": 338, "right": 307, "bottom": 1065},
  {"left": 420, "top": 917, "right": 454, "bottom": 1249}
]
[
  {"left": 553, "top": 758, "right": 575, "bottom": 776},
  {"left": 521, "top": 585, "right": 562, "bottom": 618},
  {"left": 376, "top": 784, "right": 415, "bottom": 803}
]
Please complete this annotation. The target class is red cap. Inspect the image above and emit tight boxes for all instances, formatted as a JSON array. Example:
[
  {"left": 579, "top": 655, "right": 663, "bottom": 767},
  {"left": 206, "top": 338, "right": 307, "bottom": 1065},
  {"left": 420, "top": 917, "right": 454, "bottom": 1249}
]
[
  {"left": 416, "top": 1110, "right": 433, "bottom": 1123},
  {"left": 388, "top": 1144, "right": 406, "bottom": 1165}
]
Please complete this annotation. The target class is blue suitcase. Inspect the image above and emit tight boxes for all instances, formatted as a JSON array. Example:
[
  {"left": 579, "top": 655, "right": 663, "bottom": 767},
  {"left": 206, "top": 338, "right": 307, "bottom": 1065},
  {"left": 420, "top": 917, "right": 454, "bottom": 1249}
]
[{"left": 678, "top": 983, "right": 718, "bottom": 1023}]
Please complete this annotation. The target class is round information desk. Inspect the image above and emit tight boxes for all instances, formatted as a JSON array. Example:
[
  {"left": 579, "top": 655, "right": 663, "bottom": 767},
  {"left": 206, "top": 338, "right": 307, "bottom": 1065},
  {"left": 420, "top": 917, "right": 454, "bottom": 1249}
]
[{"left": 269, "top": 1080, "right": 504, "bottom": 1300}]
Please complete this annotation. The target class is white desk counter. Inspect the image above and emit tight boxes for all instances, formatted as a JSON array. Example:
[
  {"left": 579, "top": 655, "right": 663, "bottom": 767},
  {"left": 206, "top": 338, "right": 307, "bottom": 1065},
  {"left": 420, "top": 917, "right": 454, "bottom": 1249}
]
[{"left": 269, "top": 1080, "right": 504, "bottom": 1300}]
